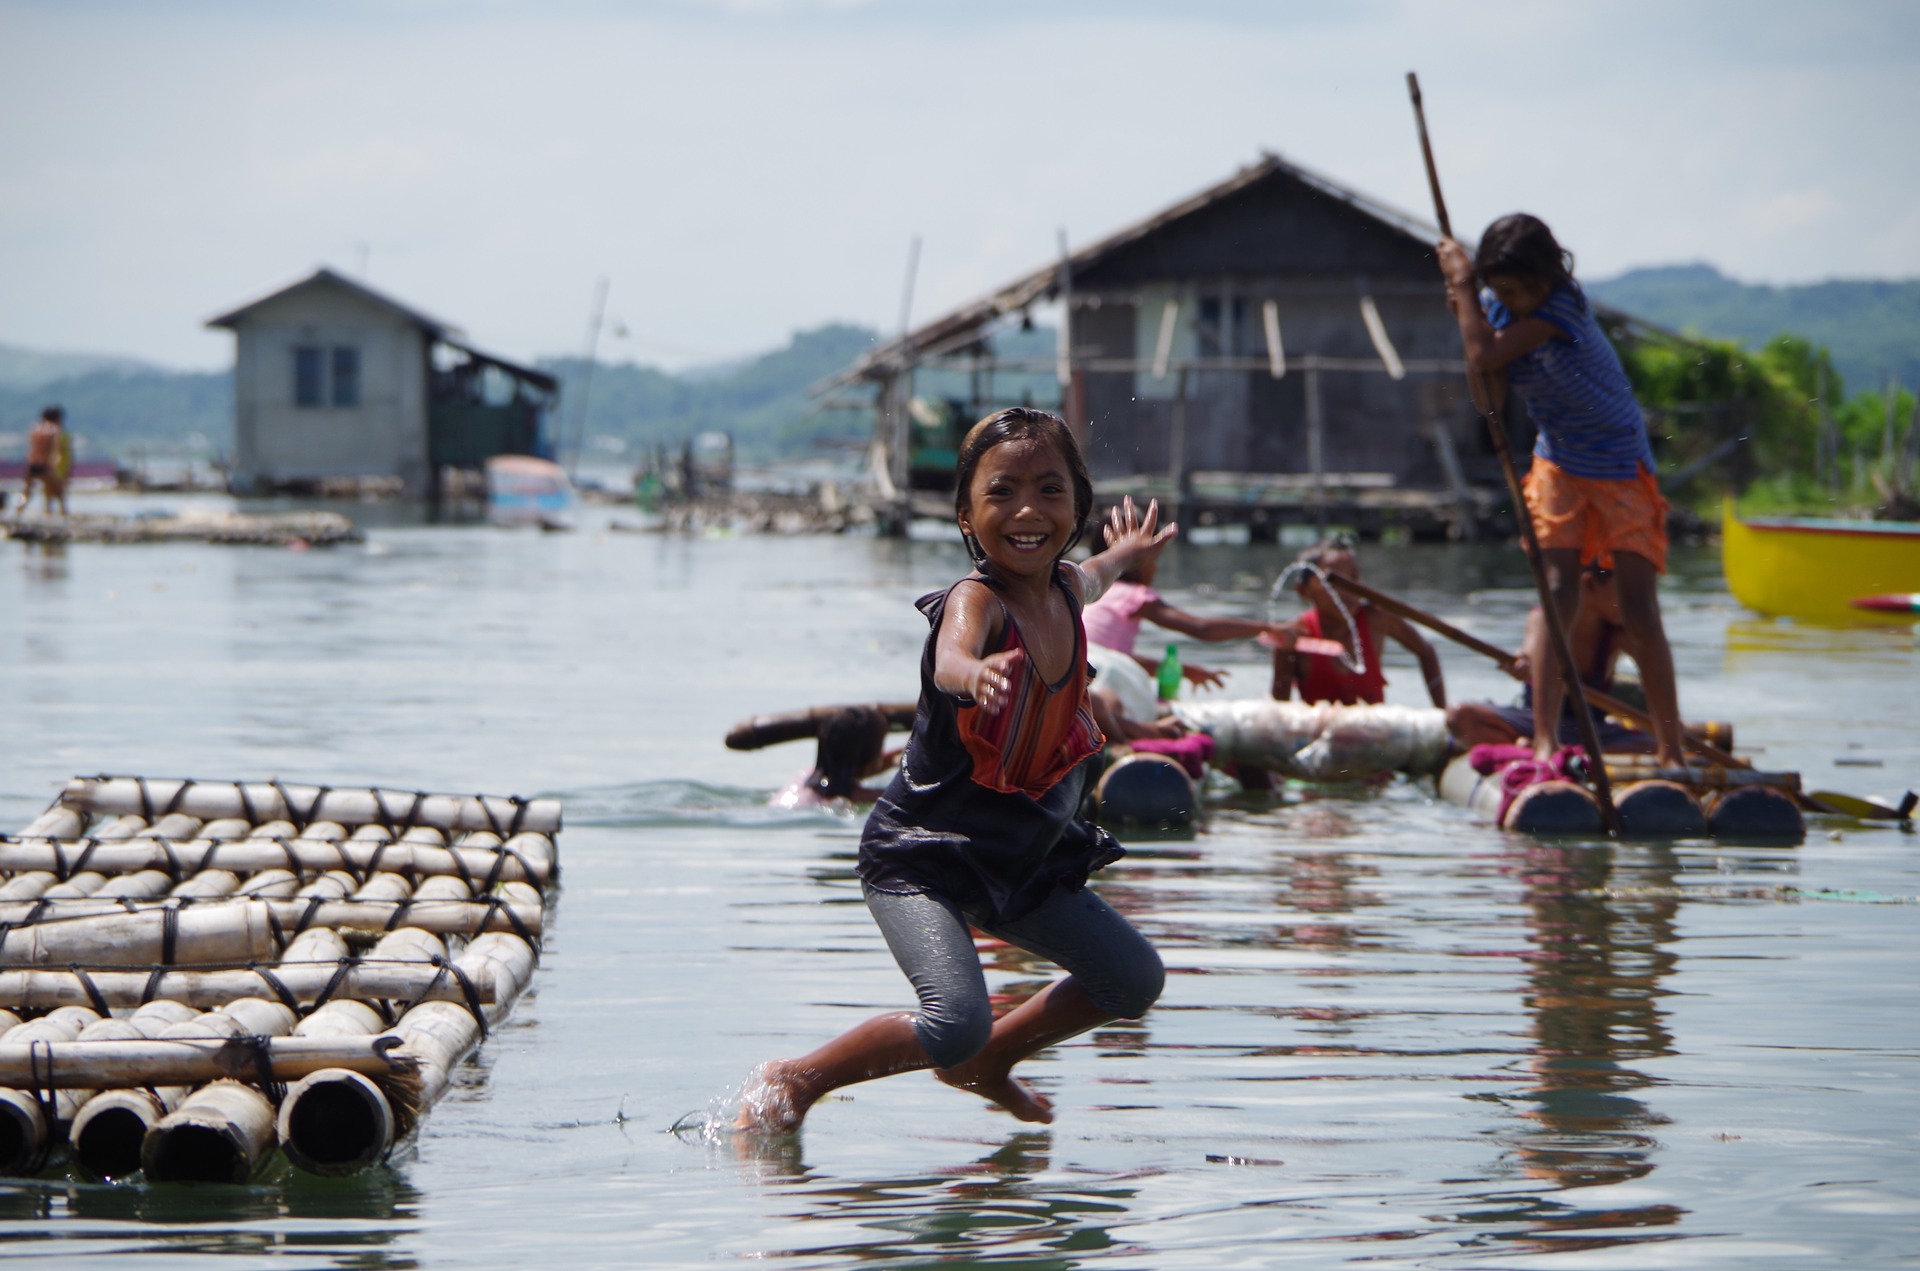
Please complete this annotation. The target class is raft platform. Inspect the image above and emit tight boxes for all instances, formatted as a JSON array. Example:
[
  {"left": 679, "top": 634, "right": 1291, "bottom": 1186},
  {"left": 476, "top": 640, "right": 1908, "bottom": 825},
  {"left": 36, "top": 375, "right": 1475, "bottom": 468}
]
[
  {"left": 2, "top": 511, "right": 362, "bottom": 547},
  {"left": 0, "top": 775, "right": 558, "bottom": 1181},
  {"left": 1438, "top": 755, "right": 1806, "bottom": 841}
]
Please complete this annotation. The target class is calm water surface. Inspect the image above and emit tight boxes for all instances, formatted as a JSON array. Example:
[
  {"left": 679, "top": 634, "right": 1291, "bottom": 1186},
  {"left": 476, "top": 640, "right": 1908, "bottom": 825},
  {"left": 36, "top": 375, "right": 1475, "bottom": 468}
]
[{"left": 2, "top": 496, "right": 1916, "bottom": 1268}]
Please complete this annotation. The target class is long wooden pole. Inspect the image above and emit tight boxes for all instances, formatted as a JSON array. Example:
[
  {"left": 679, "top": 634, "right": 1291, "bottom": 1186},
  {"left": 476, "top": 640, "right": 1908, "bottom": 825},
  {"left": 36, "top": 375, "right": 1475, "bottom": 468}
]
[{"left": 1407, "top": 71, "right": 1619, "bottom": 833}]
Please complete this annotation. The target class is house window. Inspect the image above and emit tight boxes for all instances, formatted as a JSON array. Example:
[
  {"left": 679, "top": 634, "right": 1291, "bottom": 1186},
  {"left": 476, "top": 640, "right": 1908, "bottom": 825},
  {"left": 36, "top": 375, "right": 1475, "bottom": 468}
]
[
  {"left": 331, "top": 347, "right": 361, "bottom": 407},
  {"left": 292, "top": 344, "right": 362, "bottom": 408},
  {"left": 293, "top": 347, "right": 325, "bottom": 407}
]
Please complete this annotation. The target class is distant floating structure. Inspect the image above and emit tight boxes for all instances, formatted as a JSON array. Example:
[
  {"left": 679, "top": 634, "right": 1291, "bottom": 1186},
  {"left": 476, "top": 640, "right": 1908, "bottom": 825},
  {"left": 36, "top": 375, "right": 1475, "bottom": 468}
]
[
  {"left": 206, "top": 269, "right": 561, "bottom": 501},
  {"left": 2, "top": 509, "right": 362, "bottom": 547}
]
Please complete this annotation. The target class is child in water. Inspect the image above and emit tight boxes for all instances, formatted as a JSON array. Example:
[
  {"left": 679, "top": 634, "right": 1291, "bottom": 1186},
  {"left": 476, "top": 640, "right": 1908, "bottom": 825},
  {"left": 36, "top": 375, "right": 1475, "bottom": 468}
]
[
  {"left": 1270, "top": 536, "right": 1446, "bottom": 708},
  {"left": 737, "top": 407, "right": 1170, "bottom": 1134},
  {"left": 1437, "top": 214, "right": 1685, "bottom": 767}
]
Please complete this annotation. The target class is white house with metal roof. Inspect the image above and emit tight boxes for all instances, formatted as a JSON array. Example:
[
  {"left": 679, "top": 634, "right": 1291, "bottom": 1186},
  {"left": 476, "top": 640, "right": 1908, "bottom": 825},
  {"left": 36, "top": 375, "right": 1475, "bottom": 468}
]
[{"left": 207, "top": 269, "right": 557, "bottom": 497}]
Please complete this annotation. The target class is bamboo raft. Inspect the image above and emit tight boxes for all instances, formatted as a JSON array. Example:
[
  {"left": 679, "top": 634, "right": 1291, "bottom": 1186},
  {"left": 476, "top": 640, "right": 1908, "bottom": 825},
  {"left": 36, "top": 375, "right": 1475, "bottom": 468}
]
[
  {"left": 1, "top": 510, "right": 363, "bottom": 547},
  {"left": 0, "top": 775, "right": 559, "bottom": 1182},
  {"left": 1437, "top": 755, "right": 1806, "bottom": 841}
]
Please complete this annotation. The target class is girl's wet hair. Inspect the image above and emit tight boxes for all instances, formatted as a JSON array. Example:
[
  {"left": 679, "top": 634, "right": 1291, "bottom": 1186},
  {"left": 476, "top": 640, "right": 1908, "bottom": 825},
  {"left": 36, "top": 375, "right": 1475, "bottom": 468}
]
[
  {"left": 1475, "top": 213, "right": 1580, "bottom": 300},
  {"left": 953, "top": 407, "right": 1094, "bottom": 566}
]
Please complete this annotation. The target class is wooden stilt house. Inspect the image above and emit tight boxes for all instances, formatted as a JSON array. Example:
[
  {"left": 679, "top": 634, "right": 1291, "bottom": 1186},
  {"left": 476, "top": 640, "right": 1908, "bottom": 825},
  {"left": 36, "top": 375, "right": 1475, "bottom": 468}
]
[{"left": 827, "top": 151, "right": 1655, "bottom": 540}]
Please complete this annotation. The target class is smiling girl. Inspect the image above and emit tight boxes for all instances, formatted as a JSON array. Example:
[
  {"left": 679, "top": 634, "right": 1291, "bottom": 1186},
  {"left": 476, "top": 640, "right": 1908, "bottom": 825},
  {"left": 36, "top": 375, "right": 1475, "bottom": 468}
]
[{"left": 736, "top": 407, "right": 1172, "bottom": 1134}]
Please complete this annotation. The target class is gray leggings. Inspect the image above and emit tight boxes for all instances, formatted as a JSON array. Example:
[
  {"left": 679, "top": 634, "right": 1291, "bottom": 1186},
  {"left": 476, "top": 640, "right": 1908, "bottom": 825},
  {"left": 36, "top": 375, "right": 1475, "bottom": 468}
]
[{"left": 864, "top": 884, "right": 1164, "bottom": 1070}]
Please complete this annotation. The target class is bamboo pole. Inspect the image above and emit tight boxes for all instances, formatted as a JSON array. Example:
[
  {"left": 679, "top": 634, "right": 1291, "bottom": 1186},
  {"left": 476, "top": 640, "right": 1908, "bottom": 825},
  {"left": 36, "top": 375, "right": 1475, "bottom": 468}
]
[
  {"left": 0, "top": 896, "right": 541, "bottom": 965},
  {"left": 0, "top": 1029, "right": 405, "bottom": 1088},
  {"left": 141, "top": 1080, "right": 280, "bottom": 1183},
  {"left": 16, "top": 807, "right": 85, "bottom": 839},
  {"left": 110, "top": 887, "right": 410, "bottom": 1182},
  {"left": 383, "top": 930, "right": 537, "bottom": 1121},
  {"left": 0, "top": 903, "right": 279, "bottom": 966},
  {"left": 76, "top": 929, "right": 347, "bottom": 1167},
  {"left": 0, "top": 1007, "right": 100, "bottom": 1174},
  {"left": 0, "top": 960, "right": 499, "bottom": 1014},
  {"left": 0, "top": 831, "right": 556, "bottom": 888},
  {"left": 0, "top": 873, "right": 56, "bottom": 902},
  {"left": 278, "top": 925, "right": 449, "bottom": 1175},
  {"left": 122, "top": 985, "right": 313, "bottom": 1182},
  {"left": 65, "top": 1001, "right": 201, "bottom": 1178},
  {"left": 1407, "top": 71, "right": 1619, "bottom": 833},
  {"left": 62, "top": 779, "right": 562, "bottom": 836}
]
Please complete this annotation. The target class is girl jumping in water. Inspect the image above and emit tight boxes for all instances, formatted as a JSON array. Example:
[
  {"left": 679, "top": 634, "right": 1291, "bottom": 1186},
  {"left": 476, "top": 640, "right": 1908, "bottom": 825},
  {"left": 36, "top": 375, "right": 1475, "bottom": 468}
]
[{"left": 737, "top": 407, "right": 1171, "bottom": 1133}]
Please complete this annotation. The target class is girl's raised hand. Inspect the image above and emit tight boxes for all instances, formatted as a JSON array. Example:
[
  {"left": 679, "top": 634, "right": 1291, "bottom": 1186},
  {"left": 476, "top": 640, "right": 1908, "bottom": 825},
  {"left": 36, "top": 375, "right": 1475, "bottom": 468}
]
[
  {"left": 1435, "top": 237, "right": 1476, "bottom": 290},
  {"left": 1104, "top": 496, "right": 1178, "bottom": 563}
]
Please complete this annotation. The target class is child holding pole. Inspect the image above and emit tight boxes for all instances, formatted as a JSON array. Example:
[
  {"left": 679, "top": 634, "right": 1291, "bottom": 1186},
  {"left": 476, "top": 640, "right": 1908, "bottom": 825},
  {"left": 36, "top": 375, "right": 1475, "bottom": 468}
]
[
  {"left": 1436, "top": 214, "right": 1685, "bottom": 767},
  {"left": 737, "top": 408, "right": 1169, "bottom": 1133}
]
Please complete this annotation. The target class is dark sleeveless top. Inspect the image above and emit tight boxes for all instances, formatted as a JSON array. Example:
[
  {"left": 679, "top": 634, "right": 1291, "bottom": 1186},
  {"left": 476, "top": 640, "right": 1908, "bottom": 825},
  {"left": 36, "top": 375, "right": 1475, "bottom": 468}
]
[{"left": 858, "top": 568, "right": 1122, "bottom": 926}]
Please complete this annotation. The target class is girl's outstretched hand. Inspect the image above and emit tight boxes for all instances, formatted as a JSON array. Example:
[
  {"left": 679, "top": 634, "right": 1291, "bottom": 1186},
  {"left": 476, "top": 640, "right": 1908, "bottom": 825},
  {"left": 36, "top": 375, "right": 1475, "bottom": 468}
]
[
  {"left": 1104, "top": 496, "right": 1178, "bottom": 566},
  {"left": 964, "top": 649, "right": 1025, "bottom": 716}
]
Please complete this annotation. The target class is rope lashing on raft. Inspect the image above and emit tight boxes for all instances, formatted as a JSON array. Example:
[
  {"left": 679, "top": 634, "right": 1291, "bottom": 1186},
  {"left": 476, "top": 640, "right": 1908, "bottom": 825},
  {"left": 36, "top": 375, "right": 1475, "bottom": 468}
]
[{"left": 1268, "top": 561, "right": 1367, "bottom": 678}]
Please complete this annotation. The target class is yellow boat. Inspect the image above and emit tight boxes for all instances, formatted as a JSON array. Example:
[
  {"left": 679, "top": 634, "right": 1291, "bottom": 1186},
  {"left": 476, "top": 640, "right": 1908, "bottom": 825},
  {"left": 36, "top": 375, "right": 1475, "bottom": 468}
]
[{"left": 1722, "top": 498, "right": 1920, "bottom": 622}]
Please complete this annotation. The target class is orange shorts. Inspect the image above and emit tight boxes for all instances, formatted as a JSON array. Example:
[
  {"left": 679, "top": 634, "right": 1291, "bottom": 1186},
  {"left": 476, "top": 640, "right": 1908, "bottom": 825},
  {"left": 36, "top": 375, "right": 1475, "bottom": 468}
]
[{"left": 1521, "top": 457, "right": 1668, "bottom": 573}]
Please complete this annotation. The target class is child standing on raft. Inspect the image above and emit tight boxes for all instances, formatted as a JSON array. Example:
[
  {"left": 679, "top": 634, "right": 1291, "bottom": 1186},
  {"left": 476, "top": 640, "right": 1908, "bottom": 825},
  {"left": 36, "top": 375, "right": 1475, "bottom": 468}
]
[
  {"left": 1437, "top": 214, "right": 1686, "bottom": 767},
  {"left": 738, "top": 407, "right": 1170, "bottom": 1133}
]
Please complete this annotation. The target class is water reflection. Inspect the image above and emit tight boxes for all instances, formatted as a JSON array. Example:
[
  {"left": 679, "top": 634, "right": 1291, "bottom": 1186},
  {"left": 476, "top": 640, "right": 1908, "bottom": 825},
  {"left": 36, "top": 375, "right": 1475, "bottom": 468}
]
[
  {"left": 1481, "top": 838, "right": 1685, "bottom": 1250},
  {"left": 745, "top": 1132, "right": 1143, "bottom": 1265},
  {"left": 15, "top": 540, "right": 68, "bottom": 583},
  {"left": 0, "top": 1168, "right": 422, "bottom": 1264}
]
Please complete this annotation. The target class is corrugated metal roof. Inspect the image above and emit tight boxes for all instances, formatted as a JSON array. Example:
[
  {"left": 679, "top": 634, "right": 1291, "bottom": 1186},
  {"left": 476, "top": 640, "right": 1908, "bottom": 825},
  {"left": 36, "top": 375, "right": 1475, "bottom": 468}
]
[
  {"left": 205, "top": 267, "right": 558, "bottom": 391},
  {"left": 822, "top": 148, "right": 1677, "bottom": 391}
]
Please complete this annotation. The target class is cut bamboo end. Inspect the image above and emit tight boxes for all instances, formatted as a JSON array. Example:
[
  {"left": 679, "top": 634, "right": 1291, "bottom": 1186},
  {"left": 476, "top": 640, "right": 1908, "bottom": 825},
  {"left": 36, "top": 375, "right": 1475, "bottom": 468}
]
[
  {"left": 0, "top": 1090, "right": 48, "bottom": 1176},
  {"left": 278, "top": 1068, "right": 395, "bottom": 1176},
  {"left": 71, "top": 1088, "right": 168, "bottom": 1179},
  {"left": 142, "top": 1080, "right": 278, "bottom": 1184}
]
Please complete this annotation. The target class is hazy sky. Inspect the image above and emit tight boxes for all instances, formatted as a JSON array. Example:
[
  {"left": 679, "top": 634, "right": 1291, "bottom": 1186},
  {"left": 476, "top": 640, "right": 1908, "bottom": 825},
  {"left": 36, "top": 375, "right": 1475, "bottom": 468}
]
[{"left": 2, "top": 0, "right": 1915, "bottom": 371}]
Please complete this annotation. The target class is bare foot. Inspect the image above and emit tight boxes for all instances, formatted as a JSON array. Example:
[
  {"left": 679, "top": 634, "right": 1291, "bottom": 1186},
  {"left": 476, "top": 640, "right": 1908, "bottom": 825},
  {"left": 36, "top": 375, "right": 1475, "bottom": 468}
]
[
  {"left": 735, "top": 1060, "right": 811, "bottom": 1133},
  {"left": 934, "top": 1066, "right": 1055, "bottom": 1123}
]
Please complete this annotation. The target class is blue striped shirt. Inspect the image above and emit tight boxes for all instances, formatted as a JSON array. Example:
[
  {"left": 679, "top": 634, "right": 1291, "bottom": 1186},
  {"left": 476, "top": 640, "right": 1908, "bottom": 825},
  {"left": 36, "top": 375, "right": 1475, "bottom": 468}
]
[{"left": 1482, "top": 284, "right": 1655, "bottom": 480}]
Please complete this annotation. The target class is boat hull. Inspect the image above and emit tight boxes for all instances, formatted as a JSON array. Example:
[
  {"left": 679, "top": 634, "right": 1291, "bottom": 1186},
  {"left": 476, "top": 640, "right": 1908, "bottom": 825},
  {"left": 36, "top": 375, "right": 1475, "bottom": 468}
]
[
  {"left": 485, "top": 456, "right": 576, "bottom": 528},
  {"left": 1722, "top": 499, "right": 1920, "bottom": 623}
]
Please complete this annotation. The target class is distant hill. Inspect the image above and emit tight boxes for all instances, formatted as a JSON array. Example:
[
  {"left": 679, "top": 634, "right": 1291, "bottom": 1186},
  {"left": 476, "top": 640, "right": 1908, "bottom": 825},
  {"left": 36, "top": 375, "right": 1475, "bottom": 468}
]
[
  {"left": 0, "top": 357, "right": 230, "bottom": 459},
  {"left": 0, "top": 324, "right": 883, "bottom": 463},
  {"left": 0, "top": 345, "right": 158, "bottom": 391},
  {"left": 1588, "top": 264, "right": 1920, "bottom": 397},
  {"left": 541, "top": 322, "right": 884, "bottom": 460},
  {"left": 0, "top": 317, "right": 1136, "bottom": 466}
]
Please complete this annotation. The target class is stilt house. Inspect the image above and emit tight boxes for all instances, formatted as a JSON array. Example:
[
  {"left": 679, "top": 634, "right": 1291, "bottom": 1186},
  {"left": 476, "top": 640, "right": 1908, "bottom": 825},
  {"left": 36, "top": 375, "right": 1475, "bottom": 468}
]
[
  {"left": 829, "top": 151, "right": 1654, "bottom": 539},
  {"left": 208, "top": 269, "right": 558, "bottom": 498}
]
